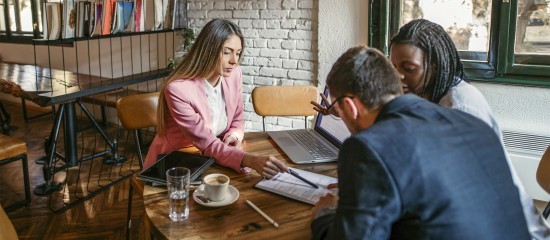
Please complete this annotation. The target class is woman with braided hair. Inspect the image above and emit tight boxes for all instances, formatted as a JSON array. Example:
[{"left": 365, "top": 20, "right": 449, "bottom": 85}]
[
  {"left": 389, "top": 19, "right": 549, "bottom": 239},
  {"left": 388, "top": 19, "right": 499, "bottom": 131}
]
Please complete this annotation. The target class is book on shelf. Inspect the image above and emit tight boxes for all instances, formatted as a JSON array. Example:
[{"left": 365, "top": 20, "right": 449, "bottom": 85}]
[
  {"left": 163, "top": 0, "right": 174, "bottom": 30},
  {"left": 47, "top": 3, "right": 63, "bottom": 40},
  {"left": 255, "top": 168, "right": 338, "bottom": 205},
  {"left": 40, "top": 0, "right": 186, "bottom": 40},
  {"left": 122, "top": 1, "right": 135, "bottom": 33},
  {"left": 90, "top": 2, "right": 103, "bottom": 36},
  {"left": 102, "top": 0, "right": 116, "bottom": 35},
  {"left": 133, "top": 0, "right": 145, "bottom": 32},
  {"left": 152, "top": 0, "right": 165, "bottom": 30},
  {"left": 62, "top": 0, "right": 75, "bottom": 39}
]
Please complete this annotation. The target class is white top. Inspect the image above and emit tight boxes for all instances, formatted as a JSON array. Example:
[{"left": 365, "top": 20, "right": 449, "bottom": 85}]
[
  {"left": 440, "top": 80, "right": 549, "bottom": 239},
  {"left": 203, "top": 78, "right": 228, "bottom": 137}
]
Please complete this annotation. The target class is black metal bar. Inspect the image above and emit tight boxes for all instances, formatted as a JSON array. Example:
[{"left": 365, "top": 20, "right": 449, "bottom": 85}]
[
  {"left": 31, "top": 29, "right": 176, "bottom": 45},
  {"left": 0, "top": 153, "right": 31, "bottom": 211},
  {"left": 33, "top": 104, "right": 65, "bottom": 196},
  {"left": 63, "top": 103, "right": 79, "bottom": 167},
  {"left": 262, "top": 117, "right": 266, "bottom": 131},
  {"left": 30, "top": 0, "right": 40, "bottom": 38},
  {"left": 76, "top": 101, "right": 115, "bottom": 149},
  {"left": 543, "top": 202, "right": 550, "bottom": 219},
  {"left": 3, "top": 0, "right": 12, "bottom": 38},
  {"left": 79, "top": 150, "right": 110, "bottom": 162},
  {"left": 134, "top": 130, "right": 143, "bottom": 169}
]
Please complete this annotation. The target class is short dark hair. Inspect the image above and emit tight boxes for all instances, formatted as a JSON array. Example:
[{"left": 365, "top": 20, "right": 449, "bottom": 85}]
[
  {"left": 390, "top": 19, "right": 466, "bottom": 103},
  {"left": 326, "top": 46, "right": 402, "bottom": 110}
]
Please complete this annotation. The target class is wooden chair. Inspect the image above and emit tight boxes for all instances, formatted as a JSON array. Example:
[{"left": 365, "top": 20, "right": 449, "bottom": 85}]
[
  {"left": 117, "top": 92, "right": 158, "bottom": 240},
  {"left": 0, "top": 203, "right": 18, "bottom": 240},
  {"left": 0, "top": 134, "right": 31, "bottom": 212},
  {"left": 536, "top": 145, "right": 550, "bottom": 219},
  {"left": 251, "top": 86, "right": 318, "bottom": 131},
  {"left": 116, "top": 91, "right": 159, "bottom": 169}
]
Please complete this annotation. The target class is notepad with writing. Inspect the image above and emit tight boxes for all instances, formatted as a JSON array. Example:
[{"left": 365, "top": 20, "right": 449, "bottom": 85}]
[{"left": 255, "top": 168, "right": 337, "bottom": 205}]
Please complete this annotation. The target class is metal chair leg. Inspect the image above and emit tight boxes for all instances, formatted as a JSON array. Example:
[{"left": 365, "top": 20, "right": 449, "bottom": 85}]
[{"left": 543, "top": 201, "right": 550, "bottom": 219}]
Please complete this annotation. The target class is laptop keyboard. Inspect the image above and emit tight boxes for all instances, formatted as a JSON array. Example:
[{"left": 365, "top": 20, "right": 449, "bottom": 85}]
[{"left": 288, "top": 130, "right": 336, "bottom": 159}]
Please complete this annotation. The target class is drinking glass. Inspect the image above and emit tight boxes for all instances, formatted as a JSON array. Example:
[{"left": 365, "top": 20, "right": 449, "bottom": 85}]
[{"left": 166, "top": 167, "right": 190, "bottom": 221}]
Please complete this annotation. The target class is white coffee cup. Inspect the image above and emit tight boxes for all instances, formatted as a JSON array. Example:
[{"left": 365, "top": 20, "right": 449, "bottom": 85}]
[{"left": 203, "top": 173, "right": 230, "bottom": 202}]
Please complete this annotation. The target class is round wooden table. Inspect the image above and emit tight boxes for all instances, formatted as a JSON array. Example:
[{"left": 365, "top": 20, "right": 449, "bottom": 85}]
[{"left": 142, "top": 132, "right": 338, "bottom": 239}]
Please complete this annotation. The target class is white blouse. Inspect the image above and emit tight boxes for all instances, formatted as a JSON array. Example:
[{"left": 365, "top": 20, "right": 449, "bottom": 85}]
[{"left": 203, "top": 77, "right": 228, "bottom": 137}]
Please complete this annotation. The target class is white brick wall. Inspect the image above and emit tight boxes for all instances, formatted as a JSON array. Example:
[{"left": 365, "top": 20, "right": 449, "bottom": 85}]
[{"left": 184, "top": 0, "right": 318, "bottom": 132}]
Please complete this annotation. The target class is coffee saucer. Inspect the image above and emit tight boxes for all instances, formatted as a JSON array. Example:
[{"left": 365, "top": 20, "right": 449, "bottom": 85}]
[{"left": 193, "top": 184, "right": 239, "bottom": 207}]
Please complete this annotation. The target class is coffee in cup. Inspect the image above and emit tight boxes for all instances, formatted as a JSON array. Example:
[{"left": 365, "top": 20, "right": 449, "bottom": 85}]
[{"left": 203, "top": 173, "right": 230, "bottom": 202}]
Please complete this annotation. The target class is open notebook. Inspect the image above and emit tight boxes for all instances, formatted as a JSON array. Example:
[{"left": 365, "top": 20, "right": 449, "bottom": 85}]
[{"left": 255, "top": 168, "right": 337, "bottom": 205}]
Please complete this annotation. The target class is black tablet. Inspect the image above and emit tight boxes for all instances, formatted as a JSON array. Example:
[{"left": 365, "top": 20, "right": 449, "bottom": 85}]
[{"left": 138, "top": 151, "right": 215, "bottom": 185}]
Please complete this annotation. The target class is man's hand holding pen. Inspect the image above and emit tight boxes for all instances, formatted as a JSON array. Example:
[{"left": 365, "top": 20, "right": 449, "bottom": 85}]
[{"left": 310, "top": 93, "right": 340, "bottom": 117}]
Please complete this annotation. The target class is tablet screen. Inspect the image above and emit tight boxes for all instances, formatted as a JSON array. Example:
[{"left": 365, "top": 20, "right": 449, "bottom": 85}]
[{"left": 138, "top": 151, "right": 214, "bottom": 184}]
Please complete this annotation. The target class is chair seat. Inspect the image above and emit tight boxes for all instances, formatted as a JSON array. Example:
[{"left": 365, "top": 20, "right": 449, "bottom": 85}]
[{"left": 0, "top": 134, "right": 26, "bottom": 160}]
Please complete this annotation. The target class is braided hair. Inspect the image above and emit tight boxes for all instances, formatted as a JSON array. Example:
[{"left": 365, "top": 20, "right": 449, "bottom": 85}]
[{"left": 390, "top": 19, "right": 467, "bottom": 103}]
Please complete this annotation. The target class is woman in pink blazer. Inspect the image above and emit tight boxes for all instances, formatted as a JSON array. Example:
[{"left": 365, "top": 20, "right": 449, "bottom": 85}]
[{"left": 145, "top": 19, "right": 287, "bottom": 178}]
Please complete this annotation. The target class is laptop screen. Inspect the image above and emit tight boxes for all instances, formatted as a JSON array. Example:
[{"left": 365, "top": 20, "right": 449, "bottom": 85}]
[{"left": 314, "top": 87, "right": 351, "bottom": 148}]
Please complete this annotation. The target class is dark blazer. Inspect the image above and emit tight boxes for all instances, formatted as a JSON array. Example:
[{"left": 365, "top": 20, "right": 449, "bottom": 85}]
[{"left": 311, "top": 94, "right": 529, "bottom": 240}]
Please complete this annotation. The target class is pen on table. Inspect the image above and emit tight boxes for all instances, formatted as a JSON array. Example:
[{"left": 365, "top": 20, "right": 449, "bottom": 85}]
[
  {"left": 288, "top": 169, "right": 318, "bottom": 188},
  {"left": 246, "top": 200, "right": 279, "bottom": 228}
]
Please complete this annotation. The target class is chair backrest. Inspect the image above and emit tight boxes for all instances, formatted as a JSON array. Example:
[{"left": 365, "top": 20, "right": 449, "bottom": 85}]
[
  {"left": 536, "top": 145, "right": 550, "bottom": 194},
  {"left": 0, "top": 203, "right": 18, "bottom": 240},
  {"left": 116, "top": 92, "right": 159, "bottom": 130},
  {"left": 252, "top": 86, "right": 318, "bottom": 130},
  {"left": 252, "top": 86, "right": 318, "bottom": 117}
]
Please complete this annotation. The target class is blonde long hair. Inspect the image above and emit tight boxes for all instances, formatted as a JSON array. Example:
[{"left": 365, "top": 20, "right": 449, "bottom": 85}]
[{"left": 157, "top": 19, "right": 244, "bottom": 135}]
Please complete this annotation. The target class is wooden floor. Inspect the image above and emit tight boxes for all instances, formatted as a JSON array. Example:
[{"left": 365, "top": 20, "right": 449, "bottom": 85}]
[{"left": 1, "top": 99, "right": 150, "bottom": 239}]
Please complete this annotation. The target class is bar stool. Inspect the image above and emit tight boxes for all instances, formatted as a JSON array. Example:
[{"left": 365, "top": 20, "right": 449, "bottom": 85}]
[{"left": 0, "top": 134, "right": 31, "bottom": 211}]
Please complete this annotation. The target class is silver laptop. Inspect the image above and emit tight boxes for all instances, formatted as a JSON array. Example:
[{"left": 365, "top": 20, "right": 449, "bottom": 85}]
[{"left": 268, "top": 87, "right": 351, "bottom": 164}]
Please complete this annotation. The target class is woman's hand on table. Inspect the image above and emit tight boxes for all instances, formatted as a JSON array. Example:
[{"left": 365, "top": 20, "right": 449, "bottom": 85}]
[
  {"left": 223, "top": 135, "right": 242, "bottom": 149},
  {"left": 242, "top": 153, "right": 288, "bottom": 178}
]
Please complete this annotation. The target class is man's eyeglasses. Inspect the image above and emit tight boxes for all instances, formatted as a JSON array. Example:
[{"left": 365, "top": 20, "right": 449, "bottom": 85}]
[{"left": 326, "top": 95, "right": 355, "bottom": 112}]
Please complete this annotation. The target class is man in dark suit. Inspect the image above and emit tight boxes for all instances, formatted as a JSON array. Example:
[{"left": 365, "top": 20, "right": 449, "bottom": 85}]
[{"left": 310, "top": 46, "right": 530, "bottom": 239}]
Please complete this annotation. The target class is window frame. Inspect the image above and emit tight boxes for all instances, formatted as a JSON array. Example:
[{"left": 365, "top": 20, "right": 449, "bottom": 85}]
[
  {"left": 0, "top": 0, "right": 41, "bottom": 43},
  {"left": 369, "top": 0, "right": 550, "bottom": 87}
]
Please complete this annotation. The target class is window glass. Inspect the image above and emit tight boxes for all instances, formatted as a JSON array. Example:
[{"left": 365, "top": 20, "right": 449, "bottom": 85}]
[
  {"left": 8, "top": 0, "right": 15, "bottom": 32},
  {"left": 515, "top": 0, "right": 550, "bottom": 65},
  {"left": 0, "top": 3, "right": 5, "bottom": 32},
  {"left": 19, "top": 0, "right": 33, "bottom": 32},
  {"left": 399, "top": 0, "right": 492, "bottom": 61}
]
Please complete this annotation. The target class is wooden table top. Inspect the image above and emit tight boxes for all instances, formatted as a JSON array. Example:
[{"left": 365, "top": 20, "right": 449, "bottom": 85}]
[
  {"left": 0, "top": 62, "right": 169, "bottom": 106},
  {"left": 142, "top": 132, "right": 338, "bottom": 240}
]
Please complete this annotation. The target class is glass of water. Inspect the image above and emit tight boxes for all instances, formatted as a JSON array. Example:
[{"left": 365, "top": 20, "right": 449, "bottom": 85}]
[{"left": 166, "top": 167, "right": 190, "bottom": 221}]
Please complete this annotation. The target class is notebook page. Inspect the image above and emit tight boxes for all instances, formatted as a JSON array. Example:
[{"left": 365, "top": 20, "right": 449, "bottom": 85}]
[{"left": 255, "top": 168, "right": 337, "bottom": 205}]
